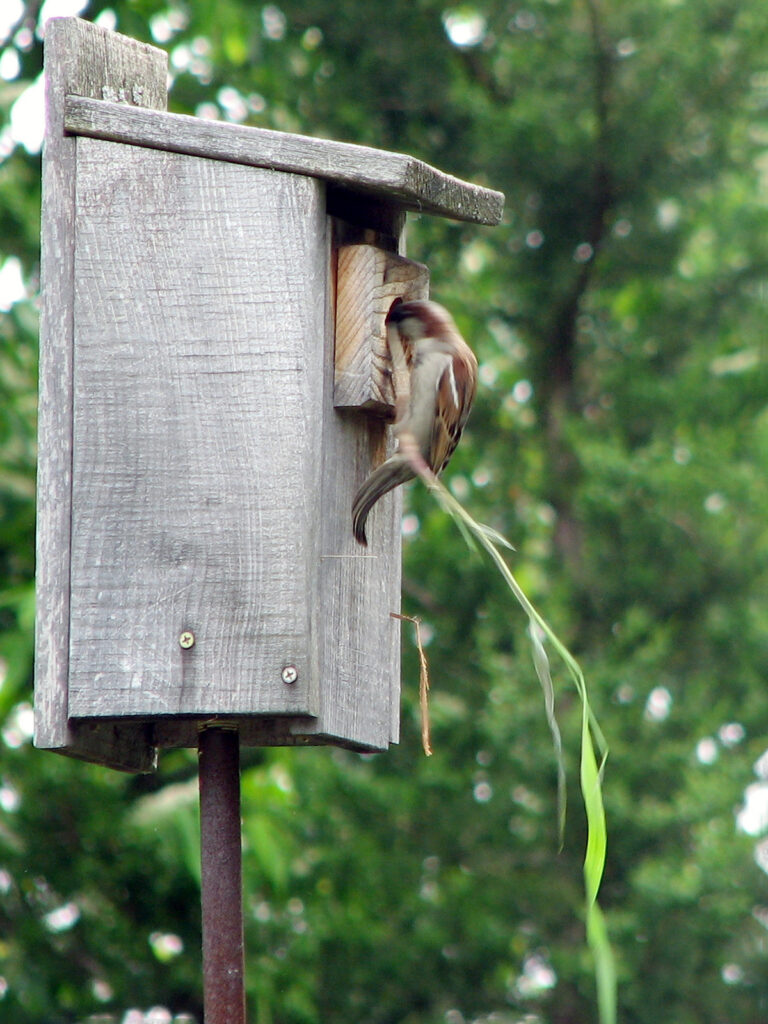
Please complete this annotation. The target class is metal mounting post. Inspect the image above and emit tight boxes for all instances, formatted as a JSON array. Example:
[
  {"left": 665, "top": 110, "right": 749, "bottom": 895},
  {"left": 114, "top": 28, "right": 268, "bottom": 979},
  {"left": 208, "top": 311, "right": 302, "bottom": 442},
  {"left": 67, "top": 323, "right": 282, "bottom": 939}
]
[{"left": 199, "top": 727, "right": 246, "bottom": 1024}]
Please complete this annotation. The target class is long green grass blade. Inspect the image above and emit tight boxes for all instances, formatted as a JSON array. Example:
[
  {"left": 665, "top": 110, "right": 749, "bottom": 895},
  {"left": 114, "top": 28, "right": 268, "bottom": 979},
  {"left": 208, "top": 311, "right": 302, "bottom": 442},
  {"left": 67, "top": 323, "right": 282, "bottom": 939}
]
[
  {"left": 412, "top": 462, "right": 616, "bottom": 1024},
  {"left": 529, "top": 621, "right": 567, "bottom": 846}
]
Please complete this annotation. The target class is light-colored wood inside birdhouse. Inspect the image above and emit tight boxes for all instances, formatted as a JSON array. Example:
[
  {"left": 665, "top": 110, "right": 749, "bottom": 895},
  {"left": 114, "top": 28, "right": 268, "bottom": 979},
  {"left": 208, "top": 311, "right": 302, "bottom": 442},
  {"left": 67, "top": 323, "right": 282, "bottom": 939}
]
[{"left": 333, "top": 244, "right": 429, "bottom": 415}]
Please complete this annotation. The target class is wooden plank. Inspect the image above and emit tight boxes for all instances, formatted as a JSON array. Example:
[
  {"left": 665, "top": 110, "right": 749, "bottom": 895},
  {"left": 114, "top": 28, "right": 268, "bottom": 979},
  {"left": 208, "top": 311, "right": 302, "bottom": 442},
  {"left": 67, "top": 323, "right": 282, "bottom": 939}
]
[
  {"left": 38, "top": 19, "right": 405, "bottom": 753},
  {"left": 300, "top": 221, "right": 405, "bottom": 751},
  {"left": 67, "top": 720, "right": 157, "bottom": 772},
  {"left": 35, "top": 17, "right": 167, "bottom": 770},
  {"left": 334, "top": 245, "right": 430, "bottom": 413},
  {"left": 67, "top": 141, "right": 325, "bottom": 720},
  {"left": 64, "top": 95, "right": 505, "bottom": 226},
  {"left": 153, "top": 716, "right": 318, "bottom": 751},
  {"left": 310, "top": 404, "right": 403, "bottom": 749}
]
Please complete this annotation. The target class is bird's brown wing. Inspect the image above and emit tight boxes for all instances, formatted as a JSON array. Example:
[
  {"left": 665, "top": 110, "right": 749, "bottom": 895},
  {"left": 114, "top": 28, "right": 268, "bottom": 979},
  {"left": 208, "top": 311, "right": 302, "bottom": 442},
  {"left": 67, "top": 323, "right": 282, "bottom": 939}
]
[{"left": 429, "top": 349, "right": 478, "bottom": 474}]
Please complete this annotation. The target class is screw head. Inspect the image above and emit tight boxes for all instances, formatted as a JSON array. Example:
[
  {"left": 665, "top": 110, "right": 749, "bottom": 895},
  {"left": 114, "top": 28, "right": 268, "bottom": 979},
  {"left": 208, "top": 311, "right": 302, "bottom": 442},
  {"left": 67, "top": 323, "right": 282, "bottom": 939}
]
[
  {"left": 281, "top": 665, "right": 298, "bottom": 685},
  {"left": 179, "top": 630, "right": 195, "bottom": 650}
]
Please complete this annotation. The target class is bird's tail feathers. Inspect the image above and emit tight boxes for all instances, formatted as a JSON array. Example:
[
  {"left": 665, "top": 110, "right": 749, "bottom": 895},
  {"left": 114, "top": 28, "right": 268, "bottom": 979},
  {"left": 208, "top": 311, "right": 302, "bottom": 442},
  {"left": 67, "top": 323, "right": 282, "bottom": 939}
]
[{"left": 352, "top": 456, "right": 415, "bottom": 546}]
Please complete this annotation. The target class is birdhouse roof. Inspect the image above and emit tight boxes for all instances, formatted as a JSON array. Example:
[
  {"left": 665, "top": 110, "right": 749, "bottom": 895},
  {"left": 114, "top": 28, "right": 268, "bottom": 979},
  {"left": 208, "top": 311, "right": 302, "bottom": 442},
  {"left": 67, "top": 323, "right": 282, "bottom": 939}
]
[{"left": 64, "top": 95, "right": 504, "bottom": 226}]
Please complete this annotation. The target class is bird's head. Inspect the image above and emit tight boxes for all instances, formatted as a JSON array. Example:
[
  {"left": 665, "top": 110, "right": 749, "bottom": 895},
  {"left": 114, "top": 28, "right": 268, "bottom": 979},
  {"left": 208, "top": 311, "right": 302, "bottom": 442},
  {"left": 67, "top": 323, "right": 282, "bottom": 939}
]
[{"left": 385, "top": 299, "right": 456, "bottom": 342}]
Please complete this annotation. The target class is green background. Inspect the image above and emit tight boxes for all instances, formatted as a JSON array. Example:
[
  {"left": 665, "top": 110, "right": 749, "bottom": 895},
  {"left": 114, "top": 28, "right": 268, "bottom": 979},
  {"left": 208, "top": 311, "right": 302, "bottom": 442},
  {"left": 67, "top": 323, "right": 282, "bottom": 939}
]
[{"left": 1, "top": 1, "right": 768, "bottom": 1021}]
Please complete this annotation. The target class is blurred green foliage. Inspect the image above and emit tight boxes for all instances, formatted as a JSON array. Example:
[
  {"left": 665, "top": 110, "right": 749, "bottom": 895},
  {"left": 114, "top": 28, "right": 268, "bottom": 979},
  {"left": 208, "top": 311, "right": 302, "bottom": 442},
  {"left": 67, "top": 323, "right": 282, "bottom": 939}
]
[{"left": 1, "top": 1, "right": 768, "bottom": 1021}]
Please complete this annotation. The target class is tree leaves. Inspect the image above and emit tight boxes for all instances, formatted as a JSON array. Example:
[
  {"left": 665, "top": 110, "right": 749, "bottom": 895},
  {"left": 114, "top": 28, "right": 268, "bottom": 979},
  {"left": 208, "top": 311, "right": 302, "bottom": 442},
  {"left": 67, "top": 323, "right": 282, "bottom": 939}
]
[{"left": 2, "top": 1, "right": 768, "bottom": 1022}]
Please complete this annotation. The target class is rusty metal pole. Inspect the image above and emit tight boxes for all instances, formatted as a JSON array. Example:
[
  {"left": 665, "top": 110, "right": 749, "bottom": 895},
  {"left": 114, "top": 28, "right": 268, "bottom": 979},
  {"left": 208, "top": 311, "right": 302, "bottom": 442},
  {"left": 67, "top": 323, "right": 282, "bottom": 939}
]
[{"left": 198, "top": 726, "right": 246, "bottom": 1024}]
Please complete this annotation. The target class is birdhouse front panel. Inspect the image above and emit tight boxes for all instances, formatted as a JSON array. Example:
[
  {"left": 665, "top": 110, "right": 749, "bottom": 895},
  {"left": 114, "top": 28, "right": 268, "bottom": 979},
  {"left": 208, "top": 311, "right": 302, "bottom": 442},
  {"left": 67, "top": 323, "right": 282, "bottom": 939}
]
[{"left": 67, "top": 139, "right": 325, "bottom": 720}]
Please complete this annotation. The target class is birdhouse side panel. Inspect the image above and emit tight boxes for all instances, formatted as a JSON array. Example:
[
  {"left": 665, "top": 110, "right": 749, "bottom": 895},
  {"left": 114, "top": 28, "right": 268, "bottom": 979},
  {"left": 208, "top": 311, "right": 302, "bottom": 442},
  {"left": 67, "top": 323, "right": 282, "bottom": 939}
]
[
  {"left": 299, "top": 226, "right": 408, "bottom": 751},
  {"left": 313, "top": 406, "right": 402, "bottom": 750},
  {"left": 67, "top": 140, "right": 325, "bottom": 720},
  {"left": 34, "top": 17, "right": 168, "bottom": 767}
]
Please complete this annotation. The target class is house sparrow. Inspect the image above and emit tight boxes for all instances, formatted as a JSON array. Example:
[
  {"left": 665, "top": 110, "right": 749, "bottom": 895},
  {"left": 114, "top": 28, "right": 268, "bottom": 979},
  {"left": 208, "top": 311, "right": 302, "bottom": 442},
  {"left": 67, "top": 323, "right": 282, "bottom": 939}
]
[{"left": 352, "top": 299, "right": 478, "bottom": 546}]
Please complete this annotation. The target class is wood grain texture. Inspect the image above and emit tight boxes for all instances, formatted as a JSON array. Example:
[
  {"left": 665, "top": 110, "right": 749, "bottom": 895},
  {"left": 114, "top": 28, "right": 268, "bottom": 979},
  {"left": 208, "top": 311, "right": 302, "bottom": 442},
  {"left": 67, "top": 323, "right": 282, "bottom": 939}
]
[
  {"left": 38, "top": 18, "right": 406, "bottom": 755},
  {"left": 68, "top": 142, "right": 325, "bottom": 720},
  {"left": 151, "top": 240, "right": 407, "bottom": 750},
  {"left": 305, "top": 224, "right": 404, "bottom": 748},
  {"left": 334, "top": 245, "right": 429, "bottom": 413},
  {"left": 64, "top": 96, "right": 505, "bottom": 226},
  {"left": 147, "top": 226, "right": 405, "bottom": 751},
  {"left": 35, "top": 17, "right": 167, "bottom": 769}
]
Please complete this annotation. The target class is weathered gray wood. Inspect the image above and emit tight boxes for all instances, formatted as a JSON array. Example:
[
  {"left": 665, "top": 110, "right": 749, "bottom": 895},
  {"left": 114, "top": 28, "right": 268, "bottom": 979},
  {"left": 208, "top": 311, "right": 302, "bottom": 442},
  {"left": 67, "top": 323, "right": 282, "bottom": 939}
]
[
  {"left": 310, "top": 411, "right": 403, "bottom": 749},
  {"left": 334, "top": 245, "right": 430, "bottom": 413},
  {"left": 37, "top": 18, "right": 503, "bottom": 757},
  {"left": 152, "top": 716, "right": 319, "bottom": 751},
  {"left": 67, "top": 139, "right": 400, "bottom": 749},
  {"left": 68, "top": 141, "right": 325, "bottom": 720},
  {"left": 35, "top": 17, "right": 167, "bottom": 769},
  {"left": 307, "top": 216, "right": 404, "bottom": 749},
  {"left": 68, "top": 719, "right": 157, "bottom": 771},
  {"left": 64, "top": 95, "right": 505, "bottom": 226},
  {"left": 151, "top": 244, "right": 409, "bottom": 752}
]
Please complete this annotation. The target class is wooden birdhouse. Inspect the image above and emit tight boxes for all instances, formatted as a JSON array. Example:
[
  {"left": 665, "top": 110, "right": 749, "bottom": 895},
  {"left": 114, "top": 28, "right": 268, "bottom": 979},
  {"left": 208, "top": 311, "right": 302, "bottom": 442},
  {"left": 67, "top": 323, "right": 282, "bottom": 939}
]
[{"left": 34, "top": 17, "right": 504, "bottom": 771}]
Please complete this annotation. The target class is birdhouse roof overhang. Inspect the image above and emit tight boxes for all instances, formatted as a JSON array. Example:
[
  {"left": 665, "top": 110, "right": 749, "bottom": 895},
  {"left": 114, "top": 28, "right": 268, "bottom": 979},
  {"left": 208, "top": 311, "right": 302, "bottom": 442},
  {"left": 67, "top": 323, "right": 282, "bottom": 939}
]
[{"left": 64, "top": 95, "right": 505, "bottom": 226}]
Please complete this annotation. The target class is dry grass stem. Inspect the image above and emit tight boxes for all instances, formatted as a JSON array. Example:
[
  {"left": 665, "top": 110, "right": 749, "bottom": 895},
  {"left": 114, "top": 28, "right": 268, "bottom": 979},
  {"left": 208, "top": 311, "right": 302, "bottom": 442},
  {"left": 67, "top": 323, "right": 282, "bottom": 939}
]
[{"left": 391, "top": 612, "right": 432, "bottom": 755}]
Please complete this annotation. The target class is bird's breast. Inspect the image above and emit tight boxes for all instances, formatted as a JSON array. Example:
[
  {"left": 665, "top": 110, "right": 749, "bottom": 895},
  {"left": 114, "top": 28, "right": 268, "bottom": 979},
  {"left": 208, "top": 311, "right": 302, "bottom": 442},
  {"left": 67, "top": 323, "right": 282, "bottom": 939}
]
[{"left": 403, "top": 351, "right": 453, "bottom": 447}]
